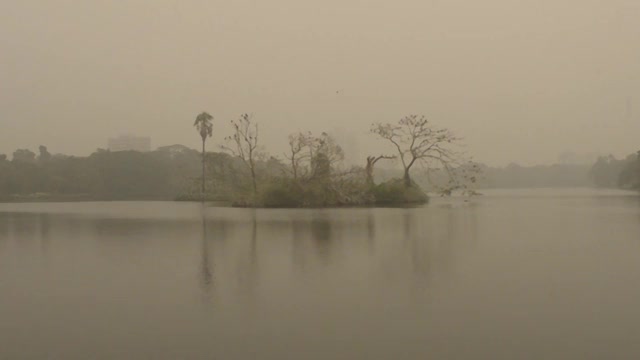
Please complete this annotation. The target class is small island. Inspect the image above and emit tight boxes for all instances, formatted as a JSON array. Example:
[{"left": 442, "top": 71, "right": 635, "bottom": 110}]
[{"left": 184, "top": 113, "right": 480, "bottom": 208}]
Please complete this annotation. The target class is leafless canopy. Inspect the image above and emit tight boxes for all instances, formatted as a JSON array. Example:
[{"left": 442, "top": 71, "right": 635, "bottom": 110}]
[
  {"left": 371, "top": 114, "right": 460, "bottom": 187},
  {"left": 284, "top": 131, "right": 345, "bottom": 181},
  {"left": 285, "top": 131, "right": 314, "bottom": 180},
  {"left": 365, "top": 155, "right": 396, "bottom": 185},
  {"left": 222, "top": 114, "right": 260, "bottom": 197}
]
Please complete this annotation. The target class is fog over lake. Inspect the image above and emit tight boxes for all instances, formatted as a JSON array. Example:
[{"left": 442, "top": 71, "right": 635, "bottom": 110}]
[
  {"left": 2, "top": 0, "right": 640, "bottom": 358},
  {"left": 2, "top": 0, "right": 640, "bottom": 165},
  {"left": 1, "top": 189, "right": 639, "bottom": 359}
]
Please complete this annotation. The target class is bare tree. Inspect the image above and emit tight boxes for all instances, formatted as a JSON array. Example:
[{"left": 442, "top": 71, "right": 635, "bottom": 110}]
[
  {"left": 285, "top": 132, "right": 314, "bottom": 180},
  {"left": 419, "top": 160, "right": 481, "bottom": 196},
  {"left": 284, "top": 131, "right": 345, "bottom": 182},
  {"left": 310, "top": 132, "right": 344, "bottom": 179},
  {"left": 222, "top": 114, "right": 259, "bottom": 199},
  {"left": 371, "top": 115, "right": 459, "bottom": 187},
  {"left": 365, "top": 155, "right": 396, "bottom": 186}
]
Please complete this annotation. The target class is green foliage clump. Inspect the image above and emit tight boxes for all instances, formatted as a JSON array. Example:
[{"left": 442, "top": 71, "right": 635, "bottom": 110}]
[
  {"left": 0, "top": 146, "right": 205, "bottom": 201},
  {"left": 371, "top": 179, "right": 429, "bottom": 205},
  {"left": 261, "top": 179, "right": 305, "bottom": 208},
  {"left": 258, "top": 173, "right": 373, "bottom": 208},
  {"left": 259, "top": 177, "right": 334, "bottom": 208},
  {"left": 259, "top": 177, "right": 429, "bottom": 208},
  {"left": 616, "top": 152, "right": 640, "bottom": 190},
  {"left": 588, "top": 152, "right": 640, "bottom": 190}
]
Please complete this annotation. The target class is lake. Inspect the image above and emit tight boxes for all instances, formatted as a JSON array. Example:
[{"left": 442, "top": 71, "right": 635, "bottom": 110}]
[{"left": 1, "top": 188, "right": 639, "bottom": 359}]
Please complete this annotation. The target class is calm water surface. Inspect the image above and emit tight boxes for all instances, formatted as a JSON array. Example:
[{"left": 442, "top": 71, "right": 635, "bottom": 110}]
[{"left": 1, "top": 188, "right": 640, "bottom": 359}]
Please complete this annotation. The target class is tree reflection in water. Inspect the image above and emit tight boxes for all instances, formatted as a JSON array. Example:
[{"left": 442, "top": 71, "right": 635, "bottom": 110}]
[
  {"left": 199, "top": 204, "right": 213, "bottom": 302},
  {"left": 366, "top": 210, "right": 376, "bottom": 255},
  {"left": 310, "top": 213, "right": 332, "bottom": 265},
  {"left": 236, "top": 209, "right": 259, "bottom": 305},
  {"left": 399, "top": 202, "right": 481, "bottom": 305},
  {"left": 291, "top": 217, "right": 308, "bottom": 273},
  {"left": 38, "top": 213, "right": 51, "bottom": 255},
  {"left": 0, "top": 214, "right": 8, "bottom": 247},
  {"left": 403, "top": 209, "right": 431, "bottom": 303},
  {"left": 192, "top": 204, "right": 482, "bottom": 308}
]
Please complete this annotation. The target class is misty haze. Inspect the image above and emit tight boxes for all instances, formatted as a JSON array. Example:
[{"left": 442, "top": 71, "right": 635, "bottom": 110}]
[{"left": 1, "top": 0, "right": 640, "bottom": 359}]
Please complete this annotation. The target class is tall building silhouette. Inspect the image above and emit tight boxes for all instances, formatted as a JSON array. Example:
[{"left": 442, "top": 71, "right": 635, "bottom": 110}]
[{"left": 108, "top": 135, "right": 151, "bottom": 152}]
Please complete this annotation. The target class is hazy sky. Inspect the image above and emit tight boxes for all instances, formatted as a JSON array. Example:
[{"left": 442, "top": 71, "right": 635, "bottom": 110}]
[{"left": 1, "top": 0, "right": 639, "bottom": 166}]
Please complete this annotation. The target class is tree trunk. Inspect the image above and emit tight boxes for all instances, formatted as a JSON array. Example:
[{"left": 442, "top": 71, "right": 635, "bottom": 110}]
[
  {"left": 291, "top": 158, "right": 297, "bottom": 180},
  {"left": 250, "top": 166, "right": 257, "bottom": 204},
  {"left": 404, "top": 168, "right": 411, "bottom": 187},
  {"left": 366, "top": 164, "right": 374, "bottom": 186},
  {"left": 366, "top": 172, "right": 374, "bottom": 186},
  {"left": 365, "top": 157, "right": 375, "bottom": 186},
  {"left": 201, "top": 139, "right": 206, "bottom": 198}
]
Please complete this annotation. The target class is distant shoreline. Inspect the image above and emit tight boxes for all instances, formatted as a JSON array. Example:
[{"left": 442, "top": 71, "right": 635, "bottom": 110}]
[
  {"left": 2, "top": 187, "right": 635, "bottom": 205},
  {"left": 0, "top": 194, "right": 175, "bottom": 203},
  {"left": 0, "top": 193, "right": 427, "bottom": 208}
]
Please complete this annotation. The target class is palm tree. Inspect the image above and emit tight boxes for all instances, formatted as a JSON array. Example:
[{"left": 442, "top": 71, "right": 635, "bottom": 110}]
[{"left": 194, "top": 112, "right": 214, "bottom": 197}]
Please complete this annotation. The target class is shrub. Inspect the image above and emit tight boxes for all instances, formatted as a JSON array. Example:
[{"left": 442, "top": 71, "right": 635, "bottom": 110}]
[
  {"left": 371, "top": 179, "right": 428, "bottom": 205},
  {"left": 242, "top": 176, "right": 429, "bottom": 208},
  {"left": 261, "top": 179, "right": 305, "bottom": 208}
]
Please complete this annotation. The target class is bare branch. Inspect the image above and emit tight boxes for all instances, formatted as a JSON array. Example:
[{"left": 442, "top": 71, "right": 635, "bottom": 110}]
[
  {"left": 223, "top": 114, "right": 260, "bottom": 199},
  {"left": 371, "top": 114, "right": 467, "bottom": 188}
]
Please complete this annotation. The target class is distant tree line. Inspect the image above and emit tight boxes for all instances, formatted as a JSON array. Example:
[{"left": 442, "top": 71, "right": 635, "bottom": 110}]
[
  {"left": 370, "top": 162, "right": 592, "bottom": 191},
  {"left": 3, "top": 141, "right": 637, "bottom": 204},
  {"left": 0, "top": 145, "right": 203, "bottom": 201},
  {"left": 588, "top": 152, "right": 640, "bottom": 189},
  {"left": 404, "top": 152, "right": 640, "bottom": 191},
  {"left": 0, "top": 113, "right": 481, "bottom": 205},
  {"left": 474, "top": 163, "right": 593, "bottom": 189}
]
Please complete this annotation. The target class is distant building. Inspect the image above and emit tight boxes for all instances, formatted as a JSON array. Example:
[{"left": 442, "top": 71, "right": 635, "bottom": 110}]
[
  {"left": 108, "top": 135, "right": 151, "bottom": 152},
  {"left": 156, "top": 144, "right": 195, "bottom": 158}
]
